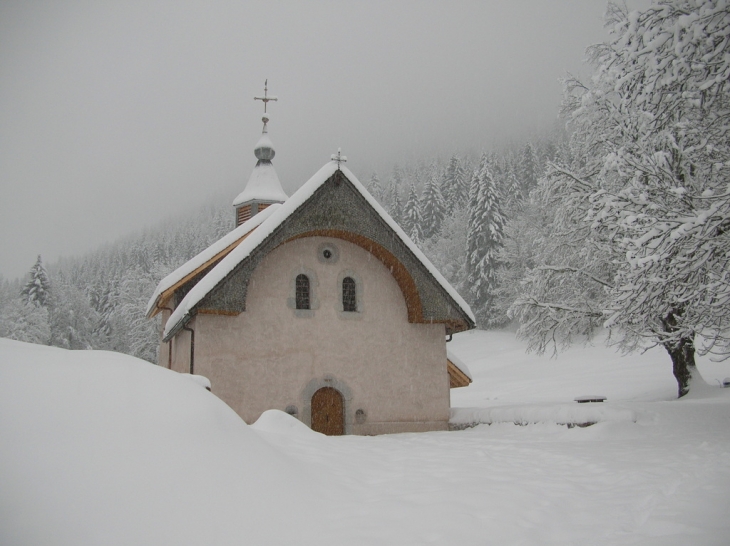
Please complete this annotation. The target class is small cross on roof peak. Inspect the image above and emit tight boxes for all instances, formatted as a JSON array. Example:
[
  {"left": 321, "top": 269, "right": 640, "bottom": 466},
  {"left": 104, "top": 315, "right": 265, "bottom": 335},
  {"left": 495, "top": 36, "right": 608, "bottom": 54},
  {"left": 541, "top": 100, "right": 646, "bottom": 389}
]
[{"left": 331, "top": 148, "right": 347, "bottom": 168}]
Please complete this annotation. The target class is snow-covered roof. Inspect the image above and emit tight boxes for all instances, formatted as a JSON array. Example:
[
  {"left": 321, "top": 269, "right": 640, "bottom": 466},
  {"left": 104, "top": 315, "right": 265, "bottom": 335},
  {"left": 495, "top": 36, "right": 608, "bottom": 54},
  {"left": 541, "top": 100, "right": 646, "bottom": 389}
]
[
  {"left": 164, "top": 161, "right": 475, "bottom": 340},
  {"left": 446, "top": 349, "right": 474, "bottom": 381},
  {"left": 446, "top": 349, "right": 473, "bottom": 381},
  {"left": 232, "top": 161, "right": 288, "bottom": 207},
  {"left": 145, "top": 204, "right": 280, "bottom": 317}
]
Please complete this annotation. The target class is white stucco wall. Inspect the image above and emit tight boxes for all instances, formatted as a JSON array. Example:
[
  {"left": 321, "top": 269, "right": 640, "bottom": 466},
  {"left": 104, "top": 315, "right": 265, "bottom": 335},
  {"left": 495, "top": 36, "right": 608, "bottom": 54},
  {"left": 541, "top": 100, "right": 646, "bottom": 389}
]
[{"left": 165, "top": 236, "right": 450, "bottom": 434}]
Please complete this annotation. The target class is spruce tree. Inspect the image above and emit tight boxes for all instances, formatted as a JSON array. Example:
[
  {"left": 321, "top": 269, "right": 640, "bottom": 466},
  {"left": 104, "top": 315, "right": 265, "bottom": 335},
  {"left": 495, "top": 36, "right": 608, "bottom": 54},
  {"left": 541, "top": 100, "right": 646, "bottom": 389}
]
[
  {"left": 386, "top": 166, "right": 405, "bottom": 224},
  {"left": 465, "top": 154, "right": 506, "bottom": 326},
  {"left": 420, "top": 164, "right": 446, "bottom": 239},
  {"left": 21, "top": 255, "right": 51, "bottom": 308},
  {"left": 465, "top": 154, "right": 485, "bottom": 263},
  {"left": 368, "top": 172, "right": 383, "bottom": 203},
  {"left": 409, "top": 224, "right": 422, "bottom": 245},
  {"left": 441, "top": 155, "right": 467, "bottom": 213},
  {"left": 402, "top": 183, "right": 423, "bottom": 242},
  {"left": 49, "top": 273, "right": 98, "bottom": 350},
  {"left": 503, "top": 168, "right": 521, "bottom": 207},
  {"left": 389, "top": 187, "right": 402, "bottom": 225},
  {"left": 517, "top": 143, "right": 538, "bottom": 200}
]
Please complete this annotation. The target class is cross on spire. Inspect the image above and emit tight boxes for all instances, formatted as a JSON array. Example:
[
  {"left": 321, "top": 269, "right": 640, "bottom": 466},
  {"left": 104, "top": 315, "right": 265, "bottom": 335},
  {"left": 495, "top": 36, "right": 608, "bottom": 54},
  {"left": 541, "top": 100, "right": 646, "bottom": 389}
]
[
  {"left": 254, "top": 79, "right": 278, "bottom": 114},
  {"left": 331, "top": 148, "right": 347, "bottom": 168}
]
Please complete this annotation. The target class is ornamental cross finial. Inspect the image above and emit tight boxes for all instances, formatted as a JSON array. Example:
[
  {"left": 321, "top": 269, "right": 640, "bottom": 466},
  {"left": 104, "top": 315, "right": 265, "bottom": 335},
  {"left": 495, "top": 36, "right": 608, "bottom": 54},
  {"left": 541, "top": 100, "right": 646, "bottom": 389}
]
[
  {"left": 331, "top": 148, "right": 347, "bottom": 168},
  {"left": 254, "top": 79, "right": 278, "bottom": 114}
]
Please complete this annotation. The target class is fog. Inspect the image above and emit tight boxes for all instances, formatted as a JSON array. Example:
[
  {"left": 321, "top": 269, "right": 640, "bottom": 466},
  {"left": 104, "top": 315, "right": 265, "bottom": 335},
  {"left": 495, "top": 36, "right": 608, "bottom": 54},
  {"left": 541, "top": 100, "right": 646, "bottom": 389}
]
[{"left": 1, "top": 0, "right": 615, "bottom": 281}]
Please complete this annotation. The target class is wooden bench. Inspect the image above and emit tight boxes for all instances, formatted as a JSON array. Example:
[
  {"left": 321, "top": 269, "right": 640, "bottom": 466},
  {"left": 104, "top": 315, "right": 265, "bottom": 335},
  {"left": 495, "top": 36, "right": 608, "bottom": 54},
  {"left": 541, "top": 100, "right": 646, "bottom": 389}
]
[{"left": 574, "top": 396, "right": 607, "bottom": 403}]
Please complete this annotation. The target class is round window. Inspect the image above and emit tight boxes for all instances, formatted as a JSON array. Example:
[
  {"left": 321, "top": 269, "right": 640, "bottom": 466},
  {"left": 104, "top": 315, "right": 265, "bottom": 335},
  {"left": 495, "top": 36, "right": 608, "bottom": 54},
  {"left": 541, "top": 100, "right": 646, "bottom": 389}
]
[{"left": 317, "top": 243, "right": 339, "bottom": 264}]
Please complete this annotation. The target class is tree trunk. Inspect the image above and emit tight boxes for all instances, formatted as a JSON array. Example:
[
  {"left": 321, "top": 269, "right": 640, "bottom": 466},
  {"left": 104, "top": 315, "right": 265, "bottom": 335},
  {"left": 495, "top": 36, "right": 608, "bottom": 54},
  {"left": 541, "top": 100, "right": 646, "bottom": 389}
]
[
  {"left": 661, "top": 309, "right": 697, "bottom": 398},
  {"left": 663, "top": 335, "right": 696, "bottom": 398}
]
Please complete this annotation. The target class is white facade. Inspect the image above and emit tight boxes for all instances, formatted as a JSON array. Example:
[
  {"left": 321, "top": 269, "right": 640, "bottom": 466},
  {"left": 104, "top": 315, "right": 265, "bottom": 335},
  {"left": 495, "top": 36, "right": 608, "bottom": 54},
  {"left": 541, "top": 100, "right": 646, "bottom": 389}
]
[{"left": 164, "top": 236, "right": 451, "bottom": 434}]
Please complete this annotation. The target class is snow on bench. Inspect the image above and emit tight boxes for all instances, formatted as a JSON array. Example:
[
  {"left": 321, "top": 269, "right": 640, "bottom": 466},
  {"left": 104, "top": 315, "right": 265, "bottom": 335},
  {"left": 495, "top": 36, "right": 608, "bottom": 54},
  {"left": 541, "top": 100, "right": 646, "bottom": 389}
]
[
  {"left": 574, "top": 395, "right": 607, "bottom": 403},
  {"left": 450, "top": 403, "right": 635, "bottom": 429}
]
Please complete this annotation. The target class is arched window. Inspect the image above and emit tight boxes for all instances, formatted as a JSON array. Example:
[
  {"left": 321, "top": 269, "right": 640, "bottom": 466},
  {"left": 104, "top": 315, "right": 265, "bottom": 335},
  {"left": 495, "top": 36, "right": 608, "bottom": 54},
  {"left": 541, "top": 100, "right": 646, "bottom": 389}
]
[
  {"left": 295, "top": 274, "right": 310, "bottom": 310},
  {"left": 342, "top": 276, "right": 357, "bottom": 312}
]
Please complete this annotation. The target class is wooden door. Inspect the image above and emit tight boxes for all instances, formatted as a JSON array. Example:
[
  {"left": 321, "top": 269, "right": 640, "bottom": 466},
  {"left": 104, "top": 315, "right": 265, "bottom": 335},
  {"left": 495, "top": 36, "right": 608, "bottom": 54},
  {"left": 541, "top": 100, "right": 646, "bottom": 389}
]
[{"left": 311, "top": 387, "right": 344, "bottom": 436}]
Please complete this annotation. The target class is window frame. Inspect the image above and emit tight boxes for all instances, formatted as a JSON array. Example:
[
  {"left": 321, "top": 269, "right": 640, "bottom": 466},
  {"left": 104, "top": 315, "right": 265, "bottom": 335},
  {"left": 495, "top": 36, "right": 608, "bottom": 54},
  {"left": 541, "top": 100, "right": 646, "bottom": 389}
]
[
  {"left": 337, "top": 270, "right": 363, "bottom": 319},
  {"left": 295, "top": 274, "right": 311, "bottom": 310},
  {"left": 287, "top": 267, "right": 319, "bottom": 317},
  {"left": 342, "top": 276, "right": 357, "bottom": 312}
]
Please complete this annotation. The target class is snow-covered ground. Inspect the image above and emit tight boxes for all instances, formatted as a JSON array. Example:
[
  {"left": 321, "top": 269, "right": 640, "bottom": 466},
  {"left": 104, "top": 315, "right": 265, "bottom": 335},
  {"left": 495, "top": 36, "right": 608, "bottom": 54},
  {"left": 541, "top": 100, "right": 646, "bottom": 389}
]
[{"left": 1, "top": 332, "right": 729, "bottom": 545}]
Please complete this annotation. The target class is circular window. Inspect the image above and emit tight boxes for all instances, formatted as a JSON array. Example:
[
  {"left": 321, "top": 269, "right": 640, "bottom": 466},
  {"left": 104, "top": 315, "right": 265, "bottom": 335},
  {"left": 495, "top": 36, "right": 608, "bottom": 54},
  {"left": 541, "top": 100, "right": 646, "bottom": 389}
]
[{"left": 317, "top": 243, "right": 339, "bottom": 264}]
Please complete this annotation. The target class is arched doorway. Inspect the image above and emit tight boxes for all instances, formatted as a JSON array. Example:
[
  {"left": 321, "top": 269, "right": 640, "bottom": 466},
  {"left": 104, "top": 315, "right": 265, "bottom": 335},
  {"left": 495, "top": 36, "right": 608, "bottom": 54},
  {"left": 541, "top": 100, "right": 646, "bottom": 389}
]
[{"left": 311, "top": 387, "right": 344, "bottom": 436}]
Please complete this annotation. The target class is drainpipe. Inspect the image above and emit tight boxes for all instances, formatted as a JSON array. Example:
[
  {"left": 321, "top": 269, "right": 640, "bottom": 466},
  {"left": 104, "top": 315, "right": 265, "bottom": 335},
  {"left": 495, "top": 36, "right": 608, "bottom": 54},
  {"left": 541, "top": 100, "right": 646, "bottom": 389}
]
[
  {"left": 182, "top": 324, "right": 195, "bottom": 375},
  {"left": 446, "top": 328, "right": 453, "bottom": 343},
  {"left": 160, "top": 306, "right": 174, "bottom": 369}
]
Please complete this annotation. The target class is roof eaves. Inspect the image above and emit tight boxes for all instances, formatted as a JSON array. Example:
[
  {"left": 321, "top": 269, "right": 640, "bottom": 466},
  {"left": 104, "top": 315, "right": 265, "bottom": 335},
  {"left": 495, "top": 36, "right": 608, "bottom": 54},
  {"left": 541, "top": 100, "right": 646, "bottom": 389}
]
[{"left": 146, "top": 204, "right": 280, "bottom": 318}]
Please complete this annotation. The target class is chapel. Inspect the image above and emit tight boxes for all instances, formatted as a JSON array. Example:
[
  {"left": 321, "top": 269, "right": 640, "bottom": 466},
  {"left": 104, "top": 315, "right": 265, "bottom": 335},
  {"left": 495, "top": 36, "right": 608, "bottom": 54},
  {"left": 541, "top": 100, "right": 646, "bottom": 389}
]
[{"left": 146, "top": 84, "right": 474, "bottom": 435}]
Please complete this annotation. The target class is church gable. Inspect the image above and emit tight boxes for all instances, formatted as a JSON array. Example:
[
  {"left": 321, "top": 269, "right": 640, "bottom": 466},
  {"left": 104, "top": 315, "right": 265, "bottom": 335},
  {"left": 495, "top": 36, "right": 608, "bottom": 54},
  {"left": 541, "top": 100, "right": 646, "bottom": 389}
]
[
  {"left": 163, "top": 163, "right": 474, "bottom": 341},
  {"left": 201, "top": 168, "right": 471, "bottom": 330}
]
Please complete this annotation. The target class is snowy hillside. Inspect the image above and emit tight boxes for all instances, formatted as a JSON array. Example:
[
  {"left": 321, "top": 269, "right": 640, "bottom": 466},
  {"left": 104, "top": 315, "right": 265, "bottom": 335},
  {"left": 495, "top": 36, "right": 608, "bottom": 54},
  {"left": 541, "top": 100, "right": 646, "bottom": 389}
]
[{"left": 1, "top": 333, "right": 729, "bottom": 545}]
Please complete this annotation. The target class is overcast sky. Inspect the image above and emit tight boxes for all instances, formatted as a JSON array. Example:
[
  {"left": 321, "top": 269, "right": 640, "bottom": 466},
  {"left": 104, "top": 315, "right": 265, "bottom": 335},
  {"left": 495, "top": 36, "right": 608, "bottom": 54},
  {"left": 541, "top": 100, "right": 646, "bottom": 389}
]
[{"left": 1, "top": 0, "right": 625, "bottom": 281}]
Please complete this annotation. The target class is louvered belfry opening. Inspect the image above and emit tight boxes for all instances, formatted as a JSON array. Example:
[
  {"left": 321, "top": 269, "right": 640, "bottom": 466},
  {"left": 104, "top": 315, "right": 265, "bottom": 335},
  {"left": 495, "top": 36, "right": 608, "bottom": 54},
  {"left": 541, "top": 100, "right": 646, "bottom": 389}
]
[
  {"left": 236, "top": 203, "right": 274, "bottom": 227},
  {"left": 236, "top": 205, "right": 252, "bottom": 226}
]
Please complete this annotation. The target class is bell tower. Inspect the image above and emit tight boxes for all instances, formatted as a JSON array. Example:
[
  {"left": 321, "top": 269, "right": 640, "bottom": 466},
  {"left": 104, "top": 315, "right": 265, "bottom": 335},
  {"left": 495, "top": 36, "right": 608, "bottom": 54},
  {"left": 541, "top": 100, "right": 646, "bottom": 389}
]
[{"left": 232, "top": 80, "right": 288, "bottom": 226}]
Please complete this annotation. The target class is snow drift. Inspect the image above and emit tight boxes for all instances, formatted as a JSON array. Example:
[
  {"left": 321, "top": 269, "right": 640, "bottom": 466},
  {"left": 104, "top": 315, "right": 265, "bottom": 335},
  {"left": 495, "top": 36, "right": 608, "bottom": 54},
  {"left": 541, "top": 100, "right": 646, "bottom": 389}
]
[
  {"left": 0, "top": 339, "right": 331, "bottom": 546},
  {"left": 2, "top": 332, "right": 729, "bottom": 545}
]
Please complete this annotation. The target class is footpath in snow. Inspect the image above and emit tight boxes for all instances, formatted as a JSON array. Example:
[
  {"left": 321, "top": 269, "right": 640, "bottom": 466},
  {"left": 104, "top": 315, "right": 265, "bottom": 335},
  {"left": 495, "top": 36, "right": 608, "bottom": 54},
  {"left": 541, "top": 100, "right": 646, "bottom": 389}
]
[{"left": 1, "top": 332, "right": 729, "bottom": 545}]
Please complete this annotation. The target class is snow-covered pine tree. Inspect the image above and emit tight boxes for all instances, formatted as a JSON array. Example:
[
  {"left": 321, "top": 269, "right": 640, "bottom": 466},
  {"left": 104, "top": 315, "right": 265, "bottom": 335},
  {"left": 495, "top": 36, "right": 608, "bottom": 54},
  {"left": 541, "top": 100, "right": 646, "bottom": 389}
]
[
  {"left": 465, "top": 154, "right": 506, "bottom": 326},
  {"left": 409, "top": 225, "right": 422, "bottom": 245},
  {"left": 367, "top": 172, "right": 383, "bottom": 203},
  {"left": 511, "top": 0, "right": 730, "bottom": 398},
  {"left": 49, "top": 272, "right": 98, "bottom": 350},
  {"left": 89, "top": 283, "right": 110, "bottom": 337},
  {"left": 421, "top": 209, "right": 469, "bottom": 288},
  {"left": 389, "top": 188, "right": 403, "bottom": 226},
  {"left": 464, "top": 156, "right": 483, "bottom": 273},
  {"left": 402, "top": 183, "right": 423, "bottom": 242},
  {"left": 20, "top": 255, "right": 51, "bottom": 308},
  {"left": 117, "top": 268, "right": 160, "bottom": 362},
  {"left": 516, "top": 143, "right": 538, "bottom": 202},
  {"left": 420, "top": 163, "right": 446, "bottom": 239},
  {"left": 503, "top": 166, "right": 523, "bottom": 209},
  {"left": 441, "top": 155, "right": 468, "bottom": 214},
  {"left": 386, "top": 166, "right": 405, "bottom": 224}
]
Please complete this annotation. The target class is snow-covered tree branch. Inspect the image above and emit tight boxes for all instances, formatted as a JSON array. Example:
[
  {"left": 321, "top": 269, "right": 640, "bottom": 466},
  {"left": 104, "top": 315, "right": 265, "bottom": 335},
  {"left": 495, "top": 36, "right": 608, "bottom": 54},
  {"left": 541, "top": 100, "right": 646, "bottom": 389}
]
[{"left": 511, "top": 0, "right": 730, "bottom": 397}]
